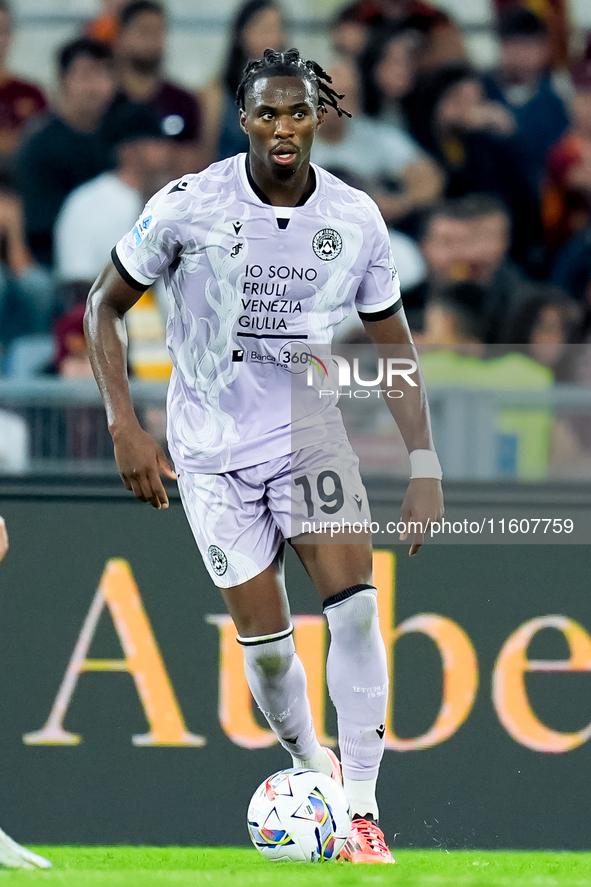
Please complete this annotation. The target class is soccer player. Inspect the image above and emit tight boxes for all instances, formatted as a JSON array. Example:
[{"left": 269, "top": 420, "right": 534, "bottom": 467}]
[
  {"left": 0, "top": 518, "right": 51, "bottom": 870},
  {"left": 85, "top": 48, "right": 444, "bottom": 863}
]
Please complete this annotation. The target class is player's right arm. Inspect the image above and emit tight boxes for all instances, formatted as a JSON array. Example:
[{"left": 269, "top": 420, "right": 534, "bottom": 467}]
[
  {"left": 84, "top": 261, "right": 175, "bottom": 510},
  {"left": 0, "top": 516, "right": 8, "bottom": 563}
]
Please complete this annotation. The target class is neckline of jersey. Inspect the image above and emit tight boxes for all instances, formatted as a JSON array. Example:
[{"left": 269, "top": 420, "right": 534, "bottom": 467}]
[{"left": 243, "top": 154, "right": 318, "bottom": 217}]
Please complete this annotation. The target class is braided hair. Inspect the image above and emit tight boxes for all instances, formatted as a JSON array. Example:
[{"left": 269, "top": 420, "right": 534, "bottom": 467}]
[{"left": 236, "top": 48, "right": 351, "bottom": 117}]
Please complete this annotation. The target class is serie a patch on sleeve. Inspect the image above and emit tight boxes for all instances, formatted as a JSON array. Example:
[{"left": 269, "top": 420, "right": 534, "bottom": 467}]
[{"left": 133, "top": 213, "right": 153, "bottom": 246}]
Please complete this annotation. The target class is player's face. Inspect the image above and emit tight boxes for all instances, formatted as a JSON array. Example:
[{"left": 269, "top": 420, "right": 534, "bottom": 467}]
[{"left": 240, "top": 76, "right": 323, "bottom": 181}]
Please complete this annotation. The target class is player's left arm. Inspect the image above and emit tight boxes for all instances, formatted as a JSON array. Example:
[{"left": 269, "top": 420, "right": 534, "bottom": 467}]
[
  {"left": 362, "top": 308, "right": 444, "bottom": 556},
  {"left": 0, "top": 516, "right": 8, "bottom": 563}
]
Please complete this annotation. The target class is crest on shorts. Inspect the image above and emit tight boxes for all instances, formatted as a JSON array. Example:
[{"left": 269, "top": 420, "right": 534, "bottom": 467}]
[
  {"left": 208, "top": 545, "right": 228, "bottom": 576},
  {"left": 312, "top": 228, "right": 342, "bottom": 261}
]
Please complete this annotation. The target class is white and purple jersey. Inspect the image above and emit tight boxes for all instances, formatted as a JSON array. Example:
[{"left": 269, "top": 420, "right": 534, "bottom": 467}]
[{"left": 113, "top": 153, "right": 402, "bottom": 473}]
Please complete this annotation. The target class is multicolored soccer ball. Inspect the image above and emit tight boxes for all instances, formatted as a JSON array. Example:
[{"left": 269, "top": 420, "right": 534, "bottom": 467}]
[{"left": 247, "top": 768, "right": 351, "bottom": 862}]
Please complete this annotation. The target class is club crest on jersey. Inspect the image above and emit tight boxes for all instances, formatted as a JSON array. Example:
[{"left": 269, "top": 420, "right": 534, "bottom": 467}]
[
  {"left": 312, "top": 228, "right": 342, "bottom": 261},
  {"left": 208, "top": 545, "right": 228, "bottom": 576}
]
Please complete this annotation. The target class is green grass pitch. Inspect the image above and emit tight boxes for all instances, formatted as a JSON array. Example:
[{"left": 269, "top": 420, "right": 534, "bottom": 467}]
[{"left": 1, "top": 848, "right": 591, "bottom": 886}]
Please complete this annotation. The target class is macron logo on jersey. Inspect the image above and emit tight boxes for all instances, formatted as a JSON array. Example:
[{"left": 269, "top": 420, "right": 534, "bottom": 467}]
[{"left": 133, "top": 214, "right": 153, "bottom": 246}]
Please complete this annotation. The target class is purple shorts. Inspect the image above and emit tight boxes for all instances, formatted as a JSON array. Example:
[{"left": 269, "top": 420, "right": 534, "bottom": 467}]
[{"left": 176, "top": 439, "right": 372, "bottom": 588}]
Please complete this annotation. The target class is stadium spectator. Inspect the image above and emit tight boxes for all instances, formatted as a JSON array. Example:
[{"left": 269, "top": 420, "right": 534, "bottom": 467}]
[
  {"left": 330, "top": 3, "right": 372, "bottom": 62},
  {"left": 542, "top": 55, "right": 591, "bottom": 258},
  {"left": 0, "top": 189, "right": 54, "bottom": 346},
  {"left": 359, "top": 26, "right": 417, "bottom": 129},
  {"left": 483, "top": 8, "right": 568, "bottom": 197},
  {"left": 15, "top": 38, "right": 114, "bottom": 269},
  {"left": 404, "top": 62, "right": 542, "bottom": 268},
  {"left": 54, "top": 102, "right": 172, "bottom": 301},
  {"left": 50, "top": 303, "right": 93, "bottom": 379},
  {"left": 84, "top": 0, "right": 128, "bottom": 45},
  {"left": 502, "top": 282, "right": 591, "bottom": 474},
  {"left": 311, "top": 61, "right": 443, "bottom": 230},
  {"left": 331, "top": 0, "right": 465, "bottom": 71},
  {"left": 505, "top": 283, "right": 582, "bottom": 376},
  {"left": 110, "top": 0, "right": 203, "bottom": 176},
  {"left": 420, "top": 280, "right": 555, "bottom": 479},
  {"left": 199, "top": 0, "right": 287, "bottom": 165},
  {"left": 421, "top": 280, "right": 489, "bottom": 346},
  {"left": 551, "top": 225, "right": 591, "bottom": 307},
  {"left": 406, "top": 194, "right": 526, "bottom": 339},
  {"left": 49, "top": 303, "right": 117, "bottom": 464},
  {"left": 0, "top": 1, "right": 47, "bottom": 183},
  {"left": 405, "top": 62, "right": 515, "bottom": 152}
]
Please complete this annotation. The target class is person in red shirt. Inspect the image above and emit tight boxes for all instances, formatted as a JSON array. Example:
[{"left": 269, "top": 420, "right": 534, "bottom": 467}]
[
  {"left": 0, "top": 1, "right": 46, "bottom": 179},
  {"left": 543, "top": 53, "right": 591, "bottom": 257}
]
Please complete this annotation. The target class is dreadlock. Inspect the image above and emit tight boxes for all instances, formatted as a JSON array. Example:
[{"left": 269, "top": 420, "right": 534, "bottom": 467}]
[{"left": 236, "top": 48, "right": 351, "bottom": 117}]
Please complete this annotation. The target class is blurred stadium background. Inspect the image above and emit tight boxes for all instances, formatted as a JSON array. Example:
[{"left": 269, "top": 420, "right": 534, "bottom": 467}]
[{"left": 0, "top": 0, "right": 591, "bottom": 856}]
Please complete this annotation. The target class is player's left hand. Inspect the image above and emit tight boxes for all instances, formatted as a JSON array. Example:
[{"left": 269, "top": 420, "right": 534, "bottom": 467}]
[
  {"left": 399, "top": 478, "right": 444, "bottom": 557},
  {"left": 0, "top": 516, "right": 8, "bottom": 563}
]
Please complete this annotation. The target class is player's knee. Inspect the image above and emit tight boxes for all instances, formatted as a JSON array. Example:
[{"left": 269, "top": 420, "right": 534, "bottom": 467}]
[
  {"left": 239, "top": 626, "right": 295, "bottom": 681},
  {"left": 323, "top": 584, "right": 379, "bottom": 636},
  {"left": 251, "top": 648, "right": 293, "bottom": 680}
]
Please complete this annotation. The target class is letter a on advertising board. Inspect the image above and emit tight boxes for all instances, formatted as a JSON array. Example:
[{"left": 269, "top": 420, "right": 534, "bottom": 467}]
[{"left": 24, "top": 559, "right": 204, "bottom": 747}]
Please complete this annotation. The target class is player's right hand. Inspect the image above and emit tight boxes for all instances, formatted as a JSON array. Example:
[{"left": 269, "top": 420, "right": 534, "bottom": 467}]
[
  {"left": 0, "top": 516, "right": 7, "bottom": 562},
  {"left": 112, "top": 425, "right": 176, "bottom": 509}
]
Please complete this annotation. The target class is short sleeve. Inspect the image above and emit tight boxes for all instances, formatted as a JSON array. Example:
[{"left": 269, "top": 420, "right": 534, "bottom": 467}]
[
  {"left": 355, "top": 205, "right": 402, "bottom": 322},
  {"left": 113, "top": 180, "right": 185, "bottom": 290}
]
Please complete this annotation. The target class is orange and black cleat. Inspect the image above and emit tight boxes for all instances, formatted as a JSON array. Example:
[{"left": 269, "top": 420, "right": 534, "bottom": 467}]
[
  {"left": 338, "top": 818, "right": 396, "bottom": 864},
  {"left": 323, "top": 747, "right": 342, "bottom": 786}
]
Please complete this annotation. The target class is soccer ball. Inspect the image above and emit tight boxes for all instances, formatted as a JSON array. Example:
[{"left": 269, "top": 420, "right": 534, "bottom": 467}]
[{"left": 247, "top": 767, "right": 351, "bottom": 863}]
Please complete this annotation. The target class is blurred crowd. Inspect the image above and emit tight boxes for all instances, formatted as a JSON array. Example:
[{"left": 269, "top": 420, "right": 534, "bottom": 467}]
[{"left": 0, "top": 0, "right": 590, "bottom": 475}]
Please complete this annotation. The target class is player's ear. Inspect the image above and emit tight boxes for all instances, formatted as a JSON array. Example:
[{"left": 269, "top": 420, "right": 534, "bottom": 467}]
[
  {"left": 315, "top": 105, "right": 325, "bottom": 130},
  {"left": 239, "top": 109, "right": 248, "bottom": 135}
]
